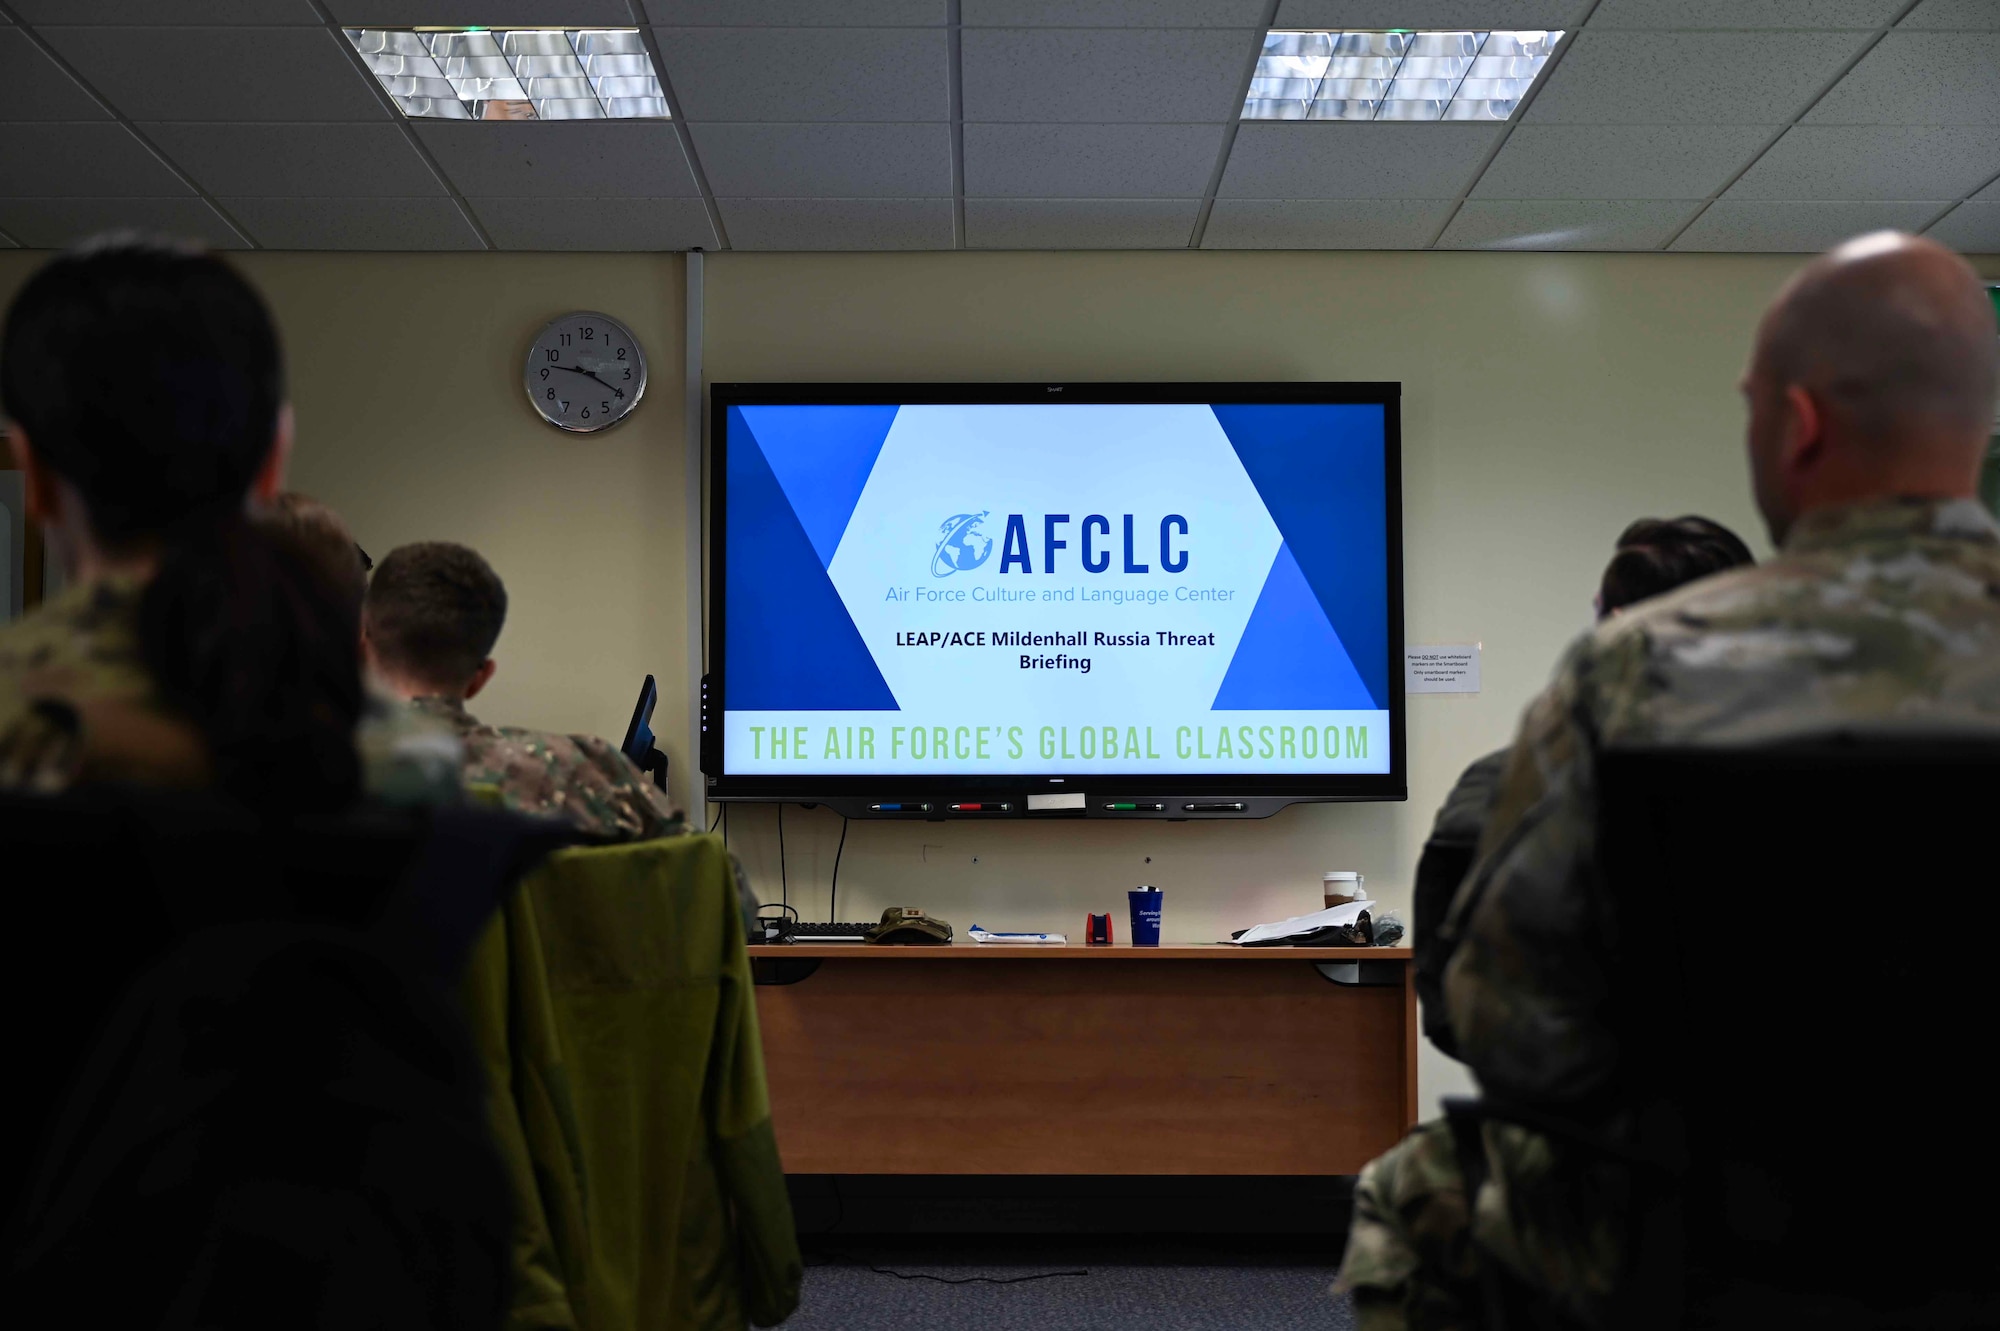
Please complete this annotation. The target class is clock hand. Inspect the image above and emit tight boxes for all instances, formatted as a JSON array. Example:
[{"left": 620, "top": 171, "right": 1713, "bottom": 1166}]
[{"left": 552, "top": 363, "right": 612, "bottom": 387}]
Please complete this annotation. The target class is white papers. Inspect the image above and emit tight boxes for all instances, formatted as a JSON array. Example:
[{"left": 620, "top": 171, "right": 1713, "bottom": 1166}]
[
  {"left": 968, "top": 925, "right": 1068, "bottom": 944},
  {"left": 1406, "top": 644, "right": 1481, "bottom": 693},
  {"left": 1229, "top": 898, "right": 1373, "bottom": 946}
]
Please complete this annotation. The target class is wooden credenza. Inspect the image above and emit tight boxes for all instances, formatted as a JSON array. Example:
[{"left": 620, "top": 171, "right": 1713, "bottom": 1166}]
[{"left": 749, "top": 943, "right": 1417, "bottom": 1176}]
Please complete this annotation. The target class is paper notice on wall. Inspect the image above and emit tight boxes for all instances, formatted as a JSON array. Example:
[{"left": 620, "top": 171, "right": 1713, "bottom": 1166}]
[{"left": 1406, "top": 645, "right": 1480, "bottom": 694}]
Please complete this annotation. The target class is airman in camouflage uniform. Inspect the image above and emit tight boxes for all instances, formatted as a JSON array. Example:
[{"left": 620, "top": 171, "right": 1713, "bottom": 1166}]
[
  {"left": 1340, "top": 234, "right": 2000, "bottom": 1328},
  {"left": 409, "top": 693, "right": 681, "bottom": 840}
]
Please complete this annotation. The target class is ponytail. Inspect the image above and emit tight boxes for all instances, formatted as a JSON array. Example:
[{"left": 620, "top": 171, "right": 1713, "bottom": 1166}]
[{"left": 138, "top": 515, "right": 365, "bottom": 814}]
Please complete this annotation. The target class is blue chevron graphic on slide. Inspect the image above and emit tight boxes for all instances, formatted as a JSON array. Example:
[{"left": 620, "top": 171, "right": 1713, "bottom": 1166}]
[
  {"left": 1212, "top": 542, "right": 1376, "bottom": 710},
  {"left": 738, "top": 403, "right": 899, "bottom": 567},
  {"left": 726, "top": 406, "right": 899, "bottom": 710},
  {"left": 1209, "top": 403, "right": 1391, "bottom": 710}
]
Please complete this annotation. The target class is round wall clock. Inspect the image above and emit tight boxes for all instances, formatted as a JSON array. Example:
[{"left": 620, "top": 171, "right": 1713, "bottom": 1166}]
[{"left": 524, "top": 310, "right": 646, "bottom": 433}]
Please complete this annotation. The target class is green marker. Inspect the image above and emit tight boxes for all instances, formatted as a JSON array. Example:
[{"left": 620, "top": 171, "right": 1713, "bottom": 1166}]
[{"left": 1104, "top": 802, "right": 1163, "bottom": 811}]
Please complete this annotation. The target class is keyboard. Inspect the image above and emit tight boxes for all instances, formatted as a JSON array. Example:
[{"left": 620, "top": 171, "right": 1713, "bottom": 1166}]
[{"left": 784, "top": 921, "right": 873, "bottom": 943}]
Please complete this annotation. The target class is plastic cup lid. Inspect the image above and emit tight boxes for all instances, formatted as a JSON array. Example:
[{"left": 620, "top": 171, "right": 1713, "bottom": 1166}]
[{"left": 1323, "top": 871, "right": 1360, "bottom": 881}]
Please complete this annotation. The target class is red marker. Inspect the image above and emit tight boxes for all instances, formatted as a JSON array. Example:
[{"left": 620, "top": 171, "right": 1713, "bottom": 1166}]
[{"left": 950, "top": 802, "right": 1012, "bottom": 812}]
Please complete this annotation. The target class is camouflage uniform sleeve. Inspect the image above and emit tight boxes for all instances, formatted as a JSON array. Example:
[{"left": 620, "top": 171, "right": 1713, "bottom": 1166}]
[
  {"left": 1441, "top": 635, "right": 1620, "bottom": 1107},
  {"left": 570, "top": 737, "right": 685, "bottom": 841}
]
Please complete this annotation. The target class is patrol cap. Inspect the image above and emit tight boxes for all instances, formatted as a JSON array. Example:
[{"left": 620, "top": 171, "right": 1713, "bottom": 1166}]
[{"left": 864, "top": 907, "right": 953, "bottom": 946}]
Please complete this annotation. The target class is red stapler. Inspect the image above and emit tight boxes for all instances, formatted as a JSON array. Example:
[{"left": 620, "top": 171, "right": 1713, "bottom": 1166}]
[{"left": 1084, "top": 912, "right": 1114, "bottom": 945}]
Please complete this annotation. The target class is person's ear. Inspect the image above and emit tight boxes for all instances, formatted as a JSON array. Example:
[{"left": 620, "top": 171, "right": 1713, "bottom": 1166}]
[
  {"left": 249, "top": 404, "right": 294, "bottom": 504},
  {"left": 1780, "top": 383, "right": 1824, "bottom": 477},
  {"left": 464, "top": 658, "right": 497, "bottom": 702},
  {"left": 8, "top": 428, "right": 64, "bottom": 526}
]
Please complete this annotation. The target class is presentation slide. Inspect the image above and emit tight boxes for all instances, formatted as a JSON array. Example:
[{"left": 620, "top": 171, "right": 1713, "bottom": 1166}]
[{"left": 722, "top": 400, "right": 1392, "bottom": 777}]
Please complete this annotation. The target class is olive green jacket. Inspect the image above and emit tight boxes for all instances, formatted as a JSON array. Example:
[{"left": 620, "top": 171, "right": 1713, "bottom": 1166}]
[{"left": 464, "top": 833, "right": 802, "bottom": 1331}]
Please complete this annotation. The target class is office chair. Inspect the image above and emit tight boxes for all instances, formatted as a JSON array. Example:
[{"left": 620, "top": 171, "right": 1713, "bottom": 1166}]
[{"left": 1444, "top": 737, "right": 2000, "bottom": 1331}]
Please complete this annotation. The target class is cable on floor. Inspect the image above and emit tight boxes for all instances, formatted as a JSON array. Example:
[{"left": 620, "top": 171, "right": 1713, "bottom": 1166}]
[{"left": 805, "top": 1252, "right": 1090, "bottom": 1286}]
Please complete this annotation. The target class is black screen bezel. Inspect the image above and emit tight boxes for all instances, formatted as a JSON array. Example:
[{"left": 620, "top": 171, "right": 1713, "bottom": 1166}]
[{"left": 704, "top": 381, "right": 1406, "bottom": 805}]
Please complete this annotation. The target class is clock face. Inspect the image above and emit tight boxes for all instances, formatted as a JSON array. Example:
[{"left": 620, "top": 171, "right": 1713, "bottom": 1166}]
[{"left": 524, "top": 311, "right": 646, "bottom": 433}]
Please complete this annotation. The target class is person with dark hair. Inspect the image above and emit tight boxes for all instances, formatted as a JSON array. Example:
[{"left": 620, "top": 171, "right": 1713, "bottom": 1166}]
[
  {"left": 363, "top": 541, "right": 679, "bottom": 840},
  {"left": 256, "top": 491, "right": 370, "bottom": 615},
  {"left": 1411, "top": 513, "right": 1754, "bottom": 1063},
  {"left": 0, "top": 236, "right": 360, "bottom": 811},
  {"left": 1595, "top": 515, "right": 1756, "bottom": 620}
]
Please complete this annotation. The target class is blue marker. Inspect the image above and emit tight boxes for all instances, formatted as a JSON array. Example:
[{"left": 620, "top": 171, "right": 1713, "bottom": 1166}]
[{"left": 870, "top": 802, "right": 930, "bottom": 812}]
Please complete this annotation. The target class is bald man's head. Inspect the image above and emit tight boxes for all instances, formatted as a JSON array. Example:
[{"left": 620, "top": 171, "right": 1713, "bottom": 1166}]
[{"left": 1742, "top": 232, "right": 1997, "bottom": 543}]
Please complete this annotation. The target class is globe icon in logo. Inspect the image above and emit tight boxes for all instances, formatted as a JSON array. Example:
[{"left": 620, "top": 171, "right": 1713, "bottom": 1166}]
[{"left": 931, "top": 511, "right": 993, "bottom": 577}]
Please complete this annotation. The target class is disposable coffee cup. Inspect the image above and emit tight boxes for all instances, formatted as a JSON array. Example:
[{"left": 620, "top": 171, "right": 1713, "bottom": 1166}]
[
  {"left": 1128, "top": 887, "right": 1163, "bottom": 947},
  {"left": 1324, "top": 871, "right": 1364, "bottom": 909}
]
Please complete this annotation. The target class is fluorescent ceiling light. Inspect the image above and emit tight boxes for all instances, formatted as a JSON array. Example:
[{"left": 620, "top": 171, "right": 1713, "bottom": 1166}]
[
  {"left": 1243, "top": 29, "right": 1562, "bottom": 122},
  {"left": 345, "top": 28, "right": 668, "bottom": 120}
]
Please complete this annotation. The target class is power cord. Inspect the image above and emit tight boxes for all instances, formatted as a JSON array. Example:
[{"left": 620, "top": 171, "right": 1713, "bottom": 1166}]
[
  {"left": 830, "top": 816, "right": 849, "bottom": 923},
  {"left": 777, "top": 803, "right": 787, "bottom": 911},
  {"left": 707, "top": 802, "right": 722, "bottom": 833}
]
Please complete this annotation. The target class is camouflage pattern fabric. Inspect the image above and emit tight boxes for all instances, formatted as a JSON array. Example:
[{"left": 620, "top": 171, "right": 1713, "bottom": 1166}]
[
  {"left": 411, "top": 695, "right": 682, "bottom": 841},
  {"left": 0, "top": 575, "right": 208, "bottom": 792},
  {"left": 1342, "top": 497, "right": 2000, "bottom": 1328}
]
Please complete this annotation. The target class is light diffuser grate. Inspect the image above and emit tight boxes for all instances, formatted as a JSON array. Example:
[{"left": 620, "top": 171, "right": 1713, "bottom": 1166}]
[
  {"left": 345, "top": 28, "right": 668, "bottom": 120},
  {"left": 1243, "top": 29, "right": 1562, "bottom": 123}
]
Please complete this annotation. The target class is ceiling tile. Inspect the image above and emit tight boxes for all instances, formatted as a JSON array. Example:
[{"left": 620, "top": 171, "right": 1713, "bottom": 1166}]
[
  {"left": 963, "top": 1, "right": 1268, "bottom": 23},
  {"left": 38, "top": 26, "right": 386, "bottom": 122},
  {"left": 0, "top": 122, "right": 190, "bottom": 196},
  {"left": 1977, "top": 176, "right": 2000, "bottom": 202},
  {"left": 961, "top": 28, "right": 1254, "bottom": 123},
  {"left": 643, "top": 1, "right": 944, "bottom": 23},
  {"left": 1201, "top": 198, "right": 1453, "bottom": 248},
  {"left": 415, "top": 121, "right": 701, "bottom": 198},
  {"left": 965, "top": 124, "right": 1221, "bottom": 197},
  {"left": 144, "top": 123, "right": 445, "bottom": 198},
  {"left": 1474, "top": 123, "right": 1775, "bottom": 199},
  {"left": 1272, "top": 2, "right": 1585, "bottom": 27},
  {"left": 688, "top": 122, "right": 950, "bottom": 197},
  {"left": 0, "top": 197, "right": 246, "bottom": 249},
  {"left": 718, "top": 198, "right": 953, "bottom": 249},
  {"left": 326, "top": 1, "right": 634, "bottom": 23},
  {"left": 1671, "top": 199, "right": 1942, "bottom": 251},
  {"left": 9, "top": 1, "right": 319, "bottom": 21},
  {"left": 223, "top": 196, "right": 481, "bottom": 250},
  {"left": 0, "top": 232, "right": 16, "bottom": 250},
  {"left": 1725, "top": 126, "right": 2000, "bottom": 201},
  {"left": 1438, "top": 199, "right": 1699, "bottom": 250},
  {"left": 966, "top": 198, "right": 1199, "bottom": 247},
  {"left": 0, "top": 29, "right": 109, "bottom": 121},
  {"left": 1926, "top": 201, "right": 2000, "bottom": 252},
  {"left": 1525, "top": 31, "right": 1869, "bottom": 125},
  {"left": 1590, "top": 0, "right": 1904, "bottom": 27},
  {"left": 1900, "top": 0, "right": 2000, "bottom": 28},
  {"left": 468, "top": 197, "right": 715, "bottom": 250},
  {"left": 1220, "top": 124, "right": 1503, "bottom": 200},
  {"left": 1807, "top": 33, "right": 2000, "bottom": 124},
  {"left": 658, "top": 28, "right": 947, "bottom": 121}
]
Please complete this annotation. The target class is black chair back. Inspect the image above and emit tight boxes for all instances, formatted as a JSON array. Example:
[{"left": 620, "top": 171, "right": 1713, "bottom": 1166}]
[{"left": 1597, "top": 739, "right": 2000, "bottom": 1329}]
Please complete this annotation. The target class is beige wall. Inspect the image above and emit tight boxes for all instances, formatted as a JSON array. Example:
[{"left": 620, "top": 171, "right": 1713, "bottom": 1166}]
[{"left": 4, "top": 243, "right": 1993, "bottom": 1113}]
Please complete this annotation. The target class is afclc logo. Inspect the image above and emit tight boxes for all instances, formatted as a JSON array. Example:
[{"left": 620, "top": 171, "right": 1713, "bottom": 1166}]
[{"left": 931, "top": 511, "right": 994, "bottom": 577}]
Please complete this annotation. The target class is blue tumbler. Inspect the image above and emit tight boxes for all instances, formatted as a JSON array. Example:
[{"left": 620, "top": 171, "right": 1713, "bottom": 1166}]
[{"left": 1127, "top": 887, "right": 1162, "bottom": 947}]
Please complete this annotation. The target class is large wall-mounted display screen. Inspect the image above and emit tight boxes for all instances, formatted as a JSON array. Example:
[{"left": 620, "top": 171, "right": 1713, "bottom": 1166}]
[{"left": 707, "top": 383, "right": 1404, "bottom": 814}]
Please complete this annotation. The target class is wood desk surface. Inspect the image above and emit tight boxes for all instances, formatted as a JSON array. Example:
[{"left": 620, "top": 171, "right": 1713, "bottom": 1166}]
[{"left": 748, "top": 942, "right": 1410, "bottom": 961}]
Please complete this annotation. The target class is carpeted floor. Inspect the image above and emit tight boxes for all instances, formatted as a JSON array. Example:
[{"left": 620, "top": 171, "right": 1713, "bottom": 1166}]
[{"left": 784, "top": 1241, "right": 1357, "bottom": 1331}]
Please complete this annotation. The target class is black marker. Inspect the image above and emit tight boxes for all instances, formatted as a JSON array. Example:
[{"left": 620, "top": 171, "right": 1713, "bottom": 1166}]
[{"left": 1182, "top": 802, "right": 1248, "bottom": 812}]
